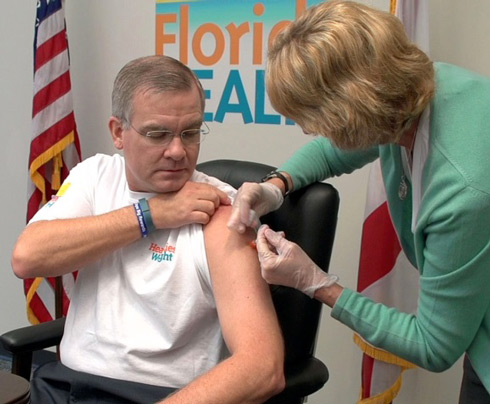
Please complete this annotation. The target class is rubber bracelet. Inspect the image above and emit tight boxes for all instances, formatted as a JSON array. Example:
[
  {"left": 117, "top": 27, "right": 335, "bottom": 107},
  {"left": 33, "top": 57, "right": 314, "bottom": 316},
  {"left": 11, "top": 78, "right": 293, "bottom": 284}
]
[
  {"left": 138, "top": 198, "right": 156, "bottom": 233},
  {"left": 133, "top": 202, "right": 149, "bottom": 238}
]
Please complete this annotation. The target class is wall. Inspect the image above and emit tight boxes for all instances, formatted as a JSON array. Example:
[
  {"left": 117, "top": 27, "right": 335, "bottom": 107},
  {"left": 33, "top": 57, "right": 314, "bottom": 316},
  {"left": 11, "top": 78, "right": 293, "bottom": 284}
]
[{"left": 1, "top": 1, "right": 489, "bottom": 403}]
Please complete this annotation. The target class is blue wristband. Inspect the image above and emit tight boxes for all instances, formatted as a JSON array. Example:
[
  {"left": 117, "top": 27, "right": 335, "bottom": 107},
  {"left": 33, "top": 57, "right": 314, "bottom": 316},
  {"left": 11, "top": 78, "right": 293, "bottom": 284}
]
[
  {"left": 138, "top": 198, "right": 156, "bottom": 233},
  {"left": 133, "top": 202, "right": 149, "bottom": 238}
]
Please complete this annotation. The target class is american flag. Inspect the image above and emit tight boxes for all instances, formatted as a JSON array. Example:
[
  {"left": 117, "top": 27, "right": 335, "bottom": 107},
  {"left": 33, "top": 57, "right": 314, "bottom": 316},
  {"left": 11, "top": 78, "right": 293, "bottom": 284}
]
[
  {"left": 355, "top": 1, "right": 429, "bottom": 402},
  {"left": 24, "top": 0, "right": 81, "bottom": 324}
]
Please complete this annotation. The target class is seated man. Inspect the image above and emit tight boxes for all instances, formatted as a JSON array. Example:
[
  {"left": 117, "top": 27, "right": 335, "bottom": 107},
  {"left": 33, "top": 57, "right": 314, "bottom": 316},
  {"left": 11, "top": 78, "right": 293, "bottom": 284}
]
[{"left": 12, "top": 55, "right": 285, "bottom": 403}]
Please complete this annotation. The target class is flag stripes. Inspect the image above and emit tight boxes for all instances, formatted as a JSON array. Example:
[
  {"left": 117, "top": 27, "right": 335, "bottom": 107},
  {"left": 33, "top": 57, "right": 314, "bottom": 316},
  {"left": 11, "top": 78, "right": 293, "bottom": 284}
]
[
  {"left": 357, "top": 202, "right": 401, "bottom": 292},
  {"left": 33, "top": 71, "right": 72, "bottom": 115},
  {"left": 35, "top": 30, "right": 67, "bottom": 70}
]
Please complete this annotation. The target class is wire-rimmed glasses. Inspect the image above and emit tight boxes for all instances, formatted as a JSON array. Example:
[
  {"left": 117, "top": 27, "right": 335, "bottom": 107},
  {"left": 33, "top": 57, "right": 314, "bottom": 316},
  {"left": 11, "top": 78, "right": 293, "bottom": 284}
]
[{"left": 128, "top": 121, "right": 209, "bottom": 146}]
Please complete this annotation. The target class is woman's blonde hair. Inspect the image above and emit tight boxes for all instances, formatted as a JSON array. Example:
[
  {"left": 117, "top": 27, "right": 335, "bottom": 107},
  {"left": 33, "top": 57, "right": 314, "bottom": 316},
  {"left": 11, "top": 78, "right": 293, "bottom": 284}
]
[{"left": 266, "top": 1, "right": 435, "bottom": 149}]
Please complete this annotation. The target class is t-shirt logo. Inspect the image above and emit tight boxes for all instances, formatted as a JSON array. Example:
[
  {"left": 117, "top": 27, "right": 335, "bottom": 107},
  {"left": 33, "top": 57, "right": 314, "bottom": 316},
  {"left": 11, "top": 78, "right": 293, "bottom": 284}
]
[
  {"left": 46, "top": 182, "right": 72, "bottom": 207},
  {"left": 149, "top": 242, "right": 176, "bottom": 262}
]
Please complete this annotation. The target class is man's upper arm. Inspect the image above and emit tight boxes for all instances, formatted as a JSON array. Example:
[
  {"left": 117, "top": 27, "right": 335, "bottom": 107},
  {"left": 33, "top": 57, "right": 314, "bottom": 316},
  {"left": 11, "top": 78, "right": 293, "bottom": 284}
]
[{"left": 204, "top": 205, "right": 284, "bottom": 357}]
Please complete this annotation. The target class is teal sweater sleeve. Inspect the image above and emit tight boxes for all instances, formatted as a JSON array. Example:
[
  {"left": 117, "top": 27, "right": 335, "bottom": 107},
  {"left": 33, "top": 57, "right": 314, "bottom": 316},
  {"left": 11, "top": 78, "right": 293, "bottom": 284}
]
[{"left": 279, "top": 137, "right": 379, "bottom": 189}]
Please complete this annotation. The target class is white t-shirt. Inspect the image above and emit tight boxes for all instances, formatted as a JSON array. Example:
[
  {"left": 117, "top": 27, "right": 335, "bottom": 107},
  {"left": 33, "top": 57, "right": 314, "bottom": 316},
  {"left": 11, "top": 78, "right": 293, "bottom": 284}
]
[{"left": 30, "top": 153, "right": 236, "bottom": 388}]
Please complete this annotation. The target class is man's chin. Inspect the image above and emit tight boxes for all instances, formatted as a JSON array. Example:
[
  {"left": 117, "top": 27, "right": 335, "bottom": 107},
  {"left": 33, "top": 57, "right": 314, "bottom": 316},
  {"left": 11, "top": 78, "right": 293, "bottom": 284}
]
[{"left": 152, "top": 176, "right": 189, "bottom": 193}]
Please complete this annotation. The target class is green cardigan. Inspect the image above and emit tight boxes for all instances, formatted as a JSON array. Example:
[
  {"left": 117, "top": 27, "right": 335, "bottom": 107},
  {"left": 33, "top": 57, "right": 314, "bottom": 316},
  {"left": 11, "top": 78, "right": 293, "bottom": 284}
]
[{"left": 280, "top": 63, "right": 490, "bottom": 392}]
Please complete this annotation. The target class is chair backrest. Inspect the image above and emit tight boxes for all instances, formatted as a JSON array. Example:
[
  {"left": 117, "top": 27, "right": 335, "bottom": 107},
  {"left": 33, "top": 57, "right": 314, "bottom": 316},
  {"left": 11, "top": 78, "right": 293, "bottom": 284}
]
[{"left": 196, "top": 159, "right": 339, "bottom": 365}]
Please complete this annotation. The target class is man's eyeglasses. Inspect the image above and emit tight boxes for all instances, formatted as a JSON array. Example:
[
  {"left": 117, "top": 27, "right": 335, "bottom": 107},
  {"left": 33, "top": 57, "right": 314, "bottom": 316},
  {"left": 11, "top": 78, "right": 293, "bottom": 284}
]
[{"left": 128, "top": 121, "right": 209, "bottom": 146}]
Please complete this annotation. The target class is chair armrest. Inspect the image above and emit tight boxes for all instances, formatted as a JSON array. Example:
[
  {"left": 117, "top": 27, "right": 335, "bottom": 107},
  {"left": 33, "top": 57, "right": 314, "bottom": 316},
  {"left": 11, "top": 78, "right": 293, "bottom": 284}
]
[
  {"left": 0, "top": 317, "right": 65, "bottom": 354},
  {"left": 265, "top": 357, "right": 329, "bottom": 404},
  {"left": 0, "top": 317, "right": 65, "bottom": 380}
]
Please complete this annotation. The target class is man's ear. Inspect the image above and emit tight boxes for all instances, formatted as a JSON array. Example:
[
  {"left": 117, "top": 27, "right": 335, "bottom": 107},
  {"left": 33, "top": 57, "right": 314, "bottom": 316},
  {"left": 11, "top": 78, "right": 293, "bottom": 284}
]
[{"left": 109, "top": 117, "right": 124, "bottom": 150}]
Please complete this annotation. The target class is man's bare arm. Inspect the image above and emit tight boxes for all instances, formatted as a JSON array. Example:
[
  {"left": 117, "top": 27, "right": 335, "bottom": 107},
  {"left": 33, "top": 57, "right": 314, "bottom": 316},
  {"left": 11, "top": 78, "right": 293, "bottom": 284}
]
[
  {"left": 12, "top": 206, "right": 141, "bottom": 278},
  {"left": 12, "top": 182, "right": 230, "bottom": 279},
  {"left": 161, "top": 205, "right": 285, "bottom": 404}
]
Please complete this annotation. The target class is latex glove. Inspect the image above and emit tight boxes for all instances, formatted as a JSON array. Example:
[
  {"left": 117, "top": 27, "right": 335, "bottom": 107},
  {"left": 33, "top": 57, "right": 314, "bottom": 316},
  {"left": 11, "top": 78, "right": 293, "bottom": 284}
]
[
  {"left": 227, "top": 182, "right": 284, "bottom": 234},
  {"left": 256, "top": 225, "right": 339, "bottom": 298}
]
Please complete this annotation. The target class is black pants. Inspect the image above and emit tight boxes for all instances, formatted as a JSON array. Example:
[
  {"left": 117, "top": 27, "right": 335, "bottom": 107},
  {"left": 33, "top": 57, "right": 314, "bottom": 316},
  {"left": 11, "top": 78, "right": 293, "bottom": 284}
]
[
  {"left": 30, "top": 361, "right": 176, "bottom": 403},
  {"left": 459, "top": 355, "right": 490, "bottom": 404}
]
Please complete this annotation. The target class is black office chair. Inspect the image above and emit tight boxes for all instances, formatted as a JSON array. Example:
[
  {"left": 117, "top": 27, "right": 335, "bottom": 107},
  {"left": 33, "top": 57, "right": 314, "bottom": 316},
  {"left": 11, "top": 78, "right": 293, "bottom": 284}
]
[{"left": 1, "top": 159, "right": 340, "bottom": 404}]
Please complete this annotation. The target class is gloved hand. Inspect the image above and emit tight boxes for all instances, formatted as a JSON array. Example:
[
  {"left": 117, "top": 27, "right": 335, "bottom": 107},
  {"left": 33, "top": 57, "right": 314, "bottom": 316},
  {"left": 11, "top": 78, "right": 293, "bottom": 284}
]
[
  {"left": 227, "top": 182, "right": 284, "bottom": 234},
  {"left": 256, "top": 225, "right": 339, "bottom": 298}
]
